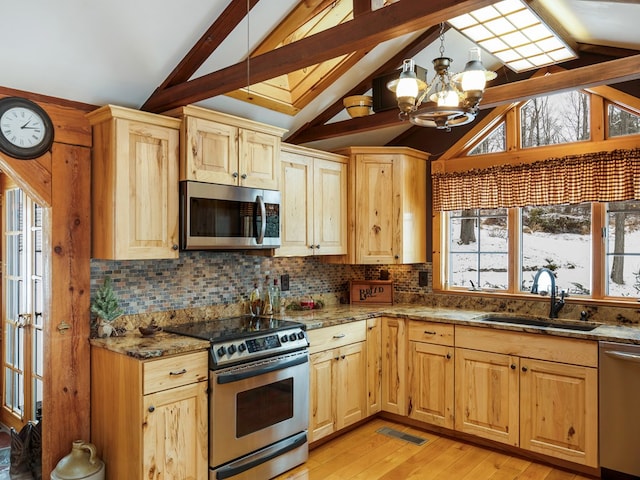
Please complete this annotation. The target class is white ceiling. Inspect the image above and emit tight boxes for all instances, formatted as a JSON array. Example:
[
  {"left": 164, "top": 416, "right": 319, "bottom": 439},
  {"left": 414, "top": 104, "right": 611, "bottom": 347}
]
[{"left": 1, "top": 0, "right": 638, "bottom": 150}]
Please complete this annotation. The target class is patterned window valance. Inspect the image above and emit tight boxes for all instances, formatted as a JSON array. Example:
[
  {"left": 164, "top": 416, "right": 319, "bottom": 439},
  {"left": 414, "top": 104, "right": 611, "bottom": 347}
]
[{"left": 432, "top": 148, "right": 640, "bottom": 211}]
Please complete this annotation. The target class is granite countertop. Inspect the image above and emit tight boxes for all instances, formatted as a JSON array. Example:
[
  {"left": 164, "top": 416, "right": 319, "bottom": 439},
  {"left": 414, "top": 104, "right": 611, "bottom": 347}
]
[{"left": 90, "top": 304, "right": 640, "bottom": 359}]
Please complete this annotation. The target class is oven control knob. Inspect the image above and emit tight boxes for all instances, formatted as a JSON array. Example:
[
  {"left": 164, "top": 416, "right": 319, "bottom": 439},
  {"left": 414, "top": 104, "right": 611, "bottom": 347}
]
[
  {"left": 281, "top": 335, "right": 288, "bottom": 343},
  {"left": 217, "top": 346, "right": 226, "bottom": 357},
  {"left": 228, "top": 344, "right": 237, "bottom": 355},
  {"left": 297, "top": 331, "right": 305, "bottom": 340},
  {"left": 289, "top": 333, "right": 297, "bottom": 342},
  {"left": 238, "top": 343, "right": 246, "bottom": 352}
]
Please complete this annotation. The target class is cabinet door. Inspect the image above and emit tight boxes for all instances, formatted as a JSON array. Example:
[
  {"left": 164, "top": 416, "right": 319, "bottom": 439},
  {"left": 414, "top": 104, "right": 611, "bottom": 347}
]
[
  {"left": 520, "top": 358, "right": 598, "bottom": 467},
  {"left": 313, "top": 158, "right": 347, "bottom": 255},
  {"left": 183, "top": 116, "right": 238, "bottom": 185},
  {"left": 366, "top": 318, "right": 382, "bottom": 416},
  {"left": 355, "top": 155, "right": 399, "bottom": 264},
  {"left": 381, "top": 318, "right": 406, "bottom": 415},
  {"left": 114, "top": 119, "right": 179, "bottom": 259},
  {"left": 336, "top": 342, "right": 367, "bottom": 430},
  {"left": 239, "top": 129, "right": 280, "bottom": 189},
  {"left": 309, "top": 349, "right": 335, "bottom": 442},
  {"left": 455, "top": 348, "right": 519, "bottom": 446},
  {"left": 142, "top": 381, "right": 208, "bottom": 480},
  {"left": 279, "top": 151, "right": 314, "bottom": 256},
  {"left": 408, "top": 341, "right": 454, "bottom": 429}
]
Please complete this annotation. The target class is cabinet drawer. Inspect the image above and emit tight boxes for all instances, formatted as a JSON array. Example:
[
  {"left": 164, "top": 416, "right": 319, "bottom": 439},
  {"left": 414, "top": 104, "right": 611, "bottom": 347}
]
[
  {"left": 408, "top": 320, "right": 454, "bottom": 346},
  {"left": 308, "top": 321, "right": 366, "bottom": 354},
  {"left": 455, "top": 326, "right": 598, "bottom": 367},
  {"left": 143, "top": 351, "right": 209, "bottom": 395}
]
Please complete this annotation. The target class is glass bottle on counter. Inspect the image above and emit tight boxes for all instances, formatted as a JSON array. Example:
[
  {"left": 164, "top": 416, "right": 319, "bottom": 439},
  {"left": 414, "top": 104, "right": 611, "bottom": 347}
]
[
  {"left": 269, "top": 278, "right": 281, "bottom": 314},
  {"left": 249, "top": 283, "right": 261, "bottom": 316}
]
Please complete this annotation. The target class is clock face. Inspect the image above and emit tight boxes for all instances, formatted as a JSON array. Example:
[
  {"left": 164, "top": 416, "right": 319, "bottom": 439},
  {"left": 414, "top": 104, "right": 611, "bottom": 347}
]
[
  {"left": 1, "top": 107, "right": 47, "bottom": 148},
  {"left": 0, "top": 97, "right": 54, "bottom": 160}
]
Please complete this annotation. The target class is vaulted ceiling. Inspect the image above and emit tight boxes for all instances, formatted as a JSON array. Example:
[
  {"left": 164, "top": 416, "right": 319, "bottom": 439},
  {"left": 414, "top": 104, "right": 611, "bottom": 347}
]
[{"left": 2, "top": 0, "right": 640, "bottom": 158}]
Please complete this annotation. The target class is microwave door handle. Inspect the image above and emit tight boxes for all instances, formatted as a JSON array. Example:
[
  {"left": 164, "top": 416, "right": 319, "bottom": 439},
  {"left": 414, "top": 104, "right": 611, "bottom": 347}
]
[{"left": 256, "top": 195, "right": 266, "bottom": 245}]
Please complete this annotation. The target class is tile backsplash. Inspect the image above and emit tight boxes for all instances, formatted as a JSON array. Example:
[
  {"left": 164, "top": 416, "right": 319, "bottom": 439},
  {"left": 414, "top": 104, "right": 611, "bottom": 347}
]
[{"left": 90, "top": 251, "right": 433, "bottom": 316}]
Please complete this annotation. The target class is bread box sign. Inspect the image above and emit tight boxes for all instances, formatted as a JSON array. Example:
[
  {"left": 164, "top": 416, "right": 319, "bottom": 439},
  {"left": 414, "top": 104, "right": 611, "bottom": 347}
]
[{"left": 349, "top": 280, "right": 393, "bottom": 305}]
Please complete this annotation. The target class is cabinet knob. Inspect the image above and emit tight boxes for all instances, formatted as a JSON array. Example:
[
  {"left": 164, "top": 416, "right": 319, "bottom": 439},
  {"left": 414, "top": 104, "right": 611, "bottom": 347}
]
[
  {"left": 172, "top": 244, "right": 179, "bottom": 251},
  {"left": 309, "top": 245, "right": 315, "bottom": 249},
  {"left": 334, "top": 356, "right": 340, "bottom": 361},
  {"left": 315, "top": 244, "right": 320, "bottom": 249},
  {"left": 511, "top": 364, "right": 516, "bottom": 370},
  {"left": 148, "top": 406, "right": 155, "bottom": 413},
  {"left": 446, "top": 353, "right": 451, "bottom": 360},
  {"left": 341, "top": 355, "right": 346, "bottom": 360},
  {"left": 241, "top": 173, "right": 248, "bottom": 179},
  {"left": 522, "top": 366, "right": 528, "bottom": 372},
  {"left": 232, "top": 172, "right": 239, "bottom": 178},
  {"left": 394, "top": 255, "right": 399, "bottom": 260}
]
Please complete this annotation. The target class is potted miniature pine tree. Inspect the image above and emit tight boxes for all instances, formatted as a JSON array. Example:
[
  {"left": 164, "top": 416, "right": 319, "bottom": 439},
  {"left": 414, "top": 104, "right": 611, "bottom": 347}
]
[{"left": 91, "top": 277, "right": 123, "bottom": 338}]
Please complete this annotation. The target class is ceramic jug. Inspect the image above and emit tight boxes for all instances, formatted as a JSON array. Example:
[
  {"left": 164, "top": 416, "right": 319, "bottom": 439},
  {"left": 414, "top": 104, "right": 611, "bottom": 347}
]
[{"left": 51, "top": 440, "right": 105, "bottom": 480}]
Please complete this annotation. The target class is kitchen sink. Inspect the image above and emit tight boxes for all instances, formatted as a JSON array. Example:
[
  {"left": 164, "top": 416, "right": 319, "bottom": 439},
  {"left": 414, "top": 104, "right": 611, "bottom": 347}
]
[{"left": 478, "top": 315, "right": 601, "bottom": 332}]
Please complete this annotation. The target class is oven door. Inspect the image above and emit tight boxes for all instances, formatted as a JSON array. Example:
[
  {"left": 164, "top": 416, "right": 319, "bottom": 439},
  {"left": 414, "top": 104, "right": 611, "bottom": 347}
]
[{"left": 210, "top": 349, "right": 309, "bottom": 469}]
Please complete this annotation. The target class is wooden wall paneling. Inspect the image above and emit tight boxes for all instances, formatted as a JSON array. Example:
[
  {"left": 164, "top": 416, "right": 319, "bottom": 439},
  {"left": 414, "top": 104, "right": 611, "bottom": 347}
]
[{"left": 44, "top": 141, "right": 91, "bottom": 477}]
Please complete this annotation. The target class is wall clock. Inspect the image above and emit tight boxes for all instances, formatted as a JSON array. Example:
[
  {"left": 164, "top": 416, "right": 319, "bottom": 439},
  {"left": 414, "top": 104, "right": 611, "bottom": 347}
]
[{"left": 0, "top": 97, "right": 54, "bottom": 160}]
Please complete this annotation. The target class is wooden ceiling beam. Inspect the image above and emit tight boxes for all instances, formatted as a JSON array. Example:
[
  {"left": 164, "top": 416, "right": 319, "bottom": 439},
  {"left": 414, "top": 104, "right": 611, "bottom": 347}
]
[
  {"left": 577, "top": 42, "right": 640, "bottom": 58},
  {"left": 286, "top": 24, "right": 444, "bottom": 143},
  {"left": 290, "top": 54, "right": 640, "bottom": 143},
  {"left": 141, "top": 0, "right": 496, "bottom": 112}
]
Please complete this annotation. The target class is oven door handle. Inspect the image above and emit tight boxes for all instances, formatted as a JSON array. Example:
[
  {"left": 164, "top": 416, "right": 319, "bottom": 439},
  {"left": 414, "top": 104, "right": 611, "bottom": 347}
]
[
  {"left": 215, "top": 431, "right": 307, "bottom": 480},
  {"left": 216, "top": 353, "right": 308, "bottom": 384}
]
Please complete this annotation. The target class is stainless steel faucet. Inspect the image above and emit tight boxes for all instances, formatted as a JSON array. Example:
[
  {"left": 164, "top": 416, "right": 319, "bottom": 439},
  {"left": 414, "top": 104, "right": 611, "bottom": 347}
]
[{"left": 531, "top": 267, "right": 565, "bottom": 318}]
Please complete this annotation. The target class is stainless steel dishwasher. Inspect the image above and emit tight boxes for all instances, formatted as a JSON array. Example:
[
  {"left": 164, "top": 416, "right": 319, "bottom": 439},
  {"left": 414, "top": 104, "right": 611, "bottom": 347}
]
[{"left": 600, "top": 341, "right": 640, "bottom": 479}]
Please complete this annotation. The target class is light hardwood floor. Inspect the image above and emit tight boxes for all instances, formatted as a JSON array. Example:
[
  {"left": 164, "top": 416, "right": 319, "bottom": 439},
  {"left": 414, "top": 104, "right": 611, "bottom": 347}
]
[{"left": 274, "top": 419, "right": 596, "bottom": 480}]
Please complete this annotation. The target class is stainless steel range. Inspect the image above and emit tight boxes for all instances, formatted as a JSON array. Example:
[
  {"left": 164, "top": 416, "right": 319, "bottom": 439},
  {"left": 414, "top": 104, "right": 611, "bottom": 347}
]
[{"left": 164, "top": 315, "right": 309, "bottom": 480}]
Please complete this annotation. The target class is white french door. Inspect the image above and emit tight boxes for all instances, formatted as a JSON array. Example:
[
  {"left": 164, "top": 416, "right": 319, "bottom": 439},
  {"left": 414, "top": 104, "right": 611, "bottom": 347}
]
[{"left": 1, "top": 186, "right": 43, "bottom": 430}]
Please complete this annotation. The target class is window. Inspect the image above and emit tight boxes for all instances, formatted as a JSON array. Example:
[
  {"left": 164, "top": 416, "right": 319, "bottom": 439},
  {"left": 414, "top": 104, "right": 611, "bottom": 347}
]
[
  {"left": 608, "top": 104, "right": 640, "bottom": 138},
  {"left": 469, "top": 122, "right": 506, "bottom": 155},
  {"left": 520, "top": 204, "right": 591, "bottom": 295},
  {"left": 448, "top": 209, "right": 508, "bottom": 290},
  {"left": 606, "top": 201, "right": 640, "bottom": 297},
  {"left": 520, "top": 91, "right": 590, "bottom": 147}
]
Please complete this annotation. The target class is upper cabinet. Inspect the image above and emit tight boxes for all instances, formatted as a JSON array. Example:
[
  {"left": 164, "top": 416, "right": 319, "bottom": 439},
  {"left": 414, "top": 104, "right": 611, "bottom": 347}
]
[
  {"left": 334, "top": 146, "right": 429, "bottom": 264},
  {"left": 87, "top": 105, "right": 181, "bottom": 260},
  {"left": 278, "top": 144, "right": 348, "bottom": 256},
  {"left": 166, "top": 105, "right": 286, "bottom": 190}
]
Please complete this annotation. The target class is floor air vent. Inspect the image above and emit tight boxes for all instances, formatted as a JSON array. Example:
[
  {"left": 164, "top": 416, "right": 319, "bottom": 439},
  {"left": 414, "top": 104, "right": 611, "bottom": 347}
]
[{"left": 376, "top": 427, "right": 428, "bottom": 446}]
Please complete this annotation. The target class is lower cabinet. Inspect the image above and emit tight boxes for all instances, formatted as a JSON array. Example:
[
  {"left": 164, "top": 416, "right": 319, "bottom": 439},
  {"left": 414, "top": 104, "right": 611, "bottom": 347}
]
[
  {"left": 455, "top": 326, "right": 599, "bottom": 468},
  {"left": 407, "top": 321, "right": 455, "bottom": 429},
  {"left": 366, "top": 317, "right": 382, "bottom": 416},
  {"left": 381, "top": 317, "right": 406, "bottom": 415},
  {"left": 308, "top": 322, "right": 367, "bottom": 442},
  {"left": 91, "top": 347, "right": 209, "bottom": 479}
]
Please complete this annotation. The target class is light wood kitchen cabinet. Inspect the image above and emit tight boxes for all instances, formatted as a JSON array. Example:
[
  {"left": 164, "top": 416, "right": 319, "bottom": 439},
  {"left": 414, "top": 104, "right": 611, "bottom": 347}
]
[
  {"left": 166, "top": 105, "right": 286, "bottom": 190},
  {"left": 308, "top": 322, "right": 367, "bottom": 442},
  {"left": 91, "top": 346, "right": 209, "bottom": 480},
  {"left": 332, "top": 146, "right": 429, "bottom": 264},
  {"left": 407, "top": 321, "right": 455, "bottom": 429},
  {"left": 381, "top": 317, "right": 406, "bottom": 415},
  {"left": 278, "top": 144, "right": 348, "bottom": 256},
  {"left": 455, "top": 325, "right": 598, "bottom": 468},
  {"left": 366, "top": 317, "right": 382, "bottom": 416},
  {"left": 87, "top": 105, "right": 180, "bottom": 260}
]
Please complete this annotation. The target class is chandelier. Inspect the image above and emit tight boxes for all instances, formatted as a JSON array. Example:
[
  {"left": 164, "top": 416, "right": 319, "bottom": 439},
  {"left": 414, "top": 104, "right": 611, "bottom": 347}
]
[{"left": 387, "top": 24, "right": 496, "bottom": 131}]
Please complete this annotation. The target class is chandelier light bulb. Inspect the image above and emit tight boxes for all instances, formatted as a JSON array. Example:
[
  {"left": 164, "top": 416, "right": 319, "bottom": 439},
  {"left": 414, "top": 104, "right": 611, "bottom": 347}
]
[
  {"left": 395, "top": 59, "right": 420, "bottom": 101},
  {"left": 460, "top": 47, "right": 489, "bottom": 92}
]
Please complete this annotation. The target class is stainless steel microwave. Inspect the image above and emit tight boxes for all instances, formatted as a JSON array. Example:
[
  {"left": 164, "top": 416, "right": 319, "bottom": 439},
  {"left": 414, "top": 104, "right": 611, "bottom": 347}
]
[{"left": 180, "top": 181, "right": 281, "bottom": 250}]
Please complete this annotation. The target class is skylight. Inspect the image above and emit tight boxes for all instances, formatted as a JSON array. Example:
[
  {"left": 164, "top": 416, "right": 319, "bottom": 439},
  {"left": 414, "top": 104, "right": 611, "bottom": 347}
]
[{"left": 449, "top": 0, "right": 576, "bottom": 73}]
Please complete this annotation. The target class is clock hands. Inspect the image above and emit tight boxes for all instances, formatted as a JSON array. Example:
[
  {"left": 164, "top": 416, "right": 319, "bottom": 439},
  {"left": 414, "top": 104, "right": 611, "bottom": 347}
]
[{"left": 21, "top": 118, "right": 40, "bottom": 130}]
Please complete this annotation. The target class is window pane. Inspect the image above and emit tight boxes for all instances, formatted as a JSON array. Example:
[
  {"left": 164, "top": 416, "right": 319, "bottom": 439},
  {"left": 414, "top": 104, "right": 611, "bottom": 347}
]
[
  {"left": 606, "top": 201, "right": 640, "bottom": 297},
  {"left": 608, "top": 104, "right": 640, "bottom": 138},
  {"left": 521, "top": 204, "right": 591, "bottom": 295},
  {"left": 448, "top": 209, "right": 508, "bottom": 290},
  {"left": 521, "top": 91, "right": 590, "bottom": 147},
  {"left": 469, "top": 122, "right": 506, "bottom": 155}
]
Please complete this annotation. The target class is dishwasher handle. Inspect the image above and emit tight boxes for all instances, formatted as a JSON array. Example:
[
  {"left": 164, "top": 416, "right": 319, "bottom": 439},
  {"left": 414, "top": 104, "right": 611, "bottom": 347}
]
[{"left": 604, "top": 350, "right": 640, "bottom": 364}]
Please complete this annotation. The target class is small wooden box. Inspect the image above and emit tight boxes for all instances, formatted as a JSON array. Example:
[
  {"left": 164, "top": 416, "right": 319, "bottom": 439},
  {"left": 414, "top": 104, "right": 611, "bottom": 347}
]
[{"left": 349, "top": 280, "right": 393, "bottom": 305}]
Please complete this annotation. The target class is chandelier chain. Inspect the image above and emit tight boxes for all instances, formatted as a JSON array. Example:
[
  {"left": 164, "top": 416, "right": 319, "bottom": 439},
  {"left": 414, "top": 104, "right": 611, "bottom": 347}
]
[{"left": 438, "top": 22, "right": 446, "bottom": 57}]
